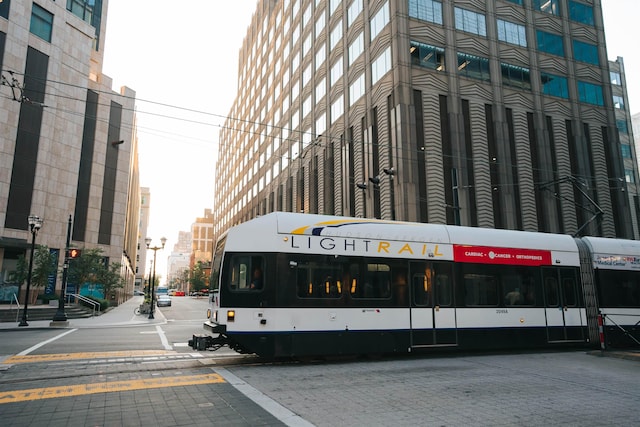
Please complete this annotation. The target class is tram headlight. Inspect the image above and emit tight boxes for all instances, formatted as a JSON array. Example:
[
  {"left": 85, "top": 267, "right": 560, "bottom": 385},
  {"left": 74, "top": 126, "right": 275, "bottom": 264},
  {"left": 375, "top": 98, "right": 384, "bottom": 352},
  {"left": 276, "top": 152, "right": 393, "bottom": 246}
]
[{"left": 227, "top": 310, "right": 235, "bottom": 322}]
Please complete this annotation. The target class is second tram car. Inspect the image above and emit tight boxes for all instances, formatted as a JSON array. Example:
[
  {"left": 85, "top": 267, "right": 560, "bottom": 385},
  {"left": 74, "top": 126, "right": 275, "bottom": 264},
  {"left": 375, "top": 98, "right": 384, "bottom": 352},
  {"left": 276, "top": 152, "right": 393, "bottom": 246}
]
[{"left": 194, "top": 213, "right": 640, "bottom": 357}]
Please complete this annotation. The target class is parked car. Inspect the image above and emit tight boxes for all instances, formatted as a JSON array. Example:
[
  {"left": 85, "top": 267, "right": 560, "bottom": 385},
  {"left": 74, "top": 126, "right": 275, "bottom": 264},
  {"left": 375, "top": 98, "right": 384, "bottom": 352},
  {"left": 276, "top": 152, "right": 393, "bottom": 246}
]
[
  {"left": 174, "top": 291, "right": 185, "bottom": 296},
  {"left": 157, "top": 295, "right": 172, "bottom": 307},
  {"left": 133, "top": 290, "right": 144, "bottom": 296}
]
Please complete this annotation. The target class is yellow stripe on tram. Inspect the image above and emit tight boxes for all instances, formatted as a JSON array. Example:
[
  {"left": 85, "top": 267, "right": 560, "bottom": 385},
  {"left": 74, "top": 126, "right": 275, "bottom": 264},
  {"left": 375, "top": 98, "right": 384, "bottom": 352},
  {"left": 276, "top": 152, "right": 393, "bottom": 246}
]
[
  {"left": 0, "top": 373, "right": 225, "bottom": 404},
  {"left": 3, "top": 350, "right": 176, "bottom": 364}
]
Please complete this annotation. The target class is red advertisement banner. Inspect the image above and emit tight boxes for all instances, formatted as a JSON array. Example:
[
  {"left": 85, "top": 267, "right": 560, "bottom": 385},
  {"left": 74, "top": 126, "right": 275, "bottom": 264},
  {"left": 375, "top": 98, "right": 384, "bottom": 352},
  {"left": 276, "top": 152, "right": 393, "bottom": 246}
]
[{"left": 453, "top": 245, "right": 552, "bottom": 266}]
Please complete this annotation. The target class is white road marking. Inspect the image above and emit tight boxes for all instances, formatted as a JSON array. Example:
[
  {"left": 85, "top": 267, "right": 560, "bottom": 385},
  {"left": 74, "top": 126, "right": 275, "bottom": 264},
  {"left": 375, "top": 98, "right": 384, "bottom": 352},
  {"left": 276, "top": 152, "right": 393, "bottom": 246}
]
[{"left": 17, "top": 329, "right": 78, "bottom": 356}]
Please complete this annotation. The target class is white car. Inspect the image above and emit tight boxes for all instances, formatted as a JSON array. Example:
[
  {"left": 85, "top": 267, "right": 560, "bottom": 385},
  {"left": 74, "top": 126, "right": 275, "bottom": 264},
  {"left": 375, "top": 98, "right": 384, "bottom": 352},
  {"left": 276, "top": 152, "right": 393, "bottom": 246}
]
[{"left": 157, "top": 295, "right": 171, "bottom": 307}]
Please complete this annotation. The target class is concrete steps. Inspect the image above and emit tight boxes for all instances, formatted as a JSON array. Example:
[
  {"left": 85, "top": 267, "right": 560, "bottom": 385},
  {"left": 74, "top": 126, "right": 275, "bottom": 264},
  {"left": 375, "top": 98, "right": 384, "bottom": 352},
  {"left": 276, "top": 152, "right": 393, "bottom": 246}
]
[{"left": 0, "top": 304, "right": 97, "bottom": 322}]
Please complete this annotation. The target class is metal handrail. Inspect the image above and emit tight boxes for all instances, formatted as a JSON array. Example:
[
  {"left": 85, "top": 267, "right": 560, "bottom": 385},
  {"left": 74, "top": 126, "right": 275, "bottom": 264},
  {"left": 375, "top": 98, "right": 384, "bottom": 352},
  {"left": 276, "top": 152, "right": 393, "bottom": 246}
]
[
  {"left": 602, "top": 313, "right": 640, "bottom": 347},
  {"left": 10, "top": 293, "right": 21, "bottom": 322},
  {"left": 66, "top": 293, "right": 100, "bottom": 317}
]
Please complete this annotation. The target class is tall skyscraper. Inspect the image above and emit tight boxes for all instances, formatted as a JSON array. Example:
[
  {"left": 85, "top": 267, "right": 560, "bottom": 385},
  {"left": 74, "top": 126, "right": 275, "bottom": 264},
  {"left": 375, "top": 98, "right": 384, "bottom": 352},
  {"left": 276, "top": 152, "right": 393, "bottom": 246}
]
[
  {"left": 0, "top": 1, "right": 139, "bottom": 302},
  {"left": 214, "top": 0, "right": 638, "bottom": 240}
]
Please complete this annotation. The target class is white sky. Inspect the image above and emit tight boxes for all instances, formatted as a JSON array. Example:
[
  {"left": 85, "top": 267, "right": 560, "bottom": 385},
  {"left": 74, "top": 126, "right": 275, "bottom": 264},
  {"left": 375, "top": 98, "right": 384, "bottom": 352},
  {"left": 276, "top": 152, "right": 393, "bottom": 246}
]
[{"left": 101, "top": 1, "right": 639, "bottom": 281}]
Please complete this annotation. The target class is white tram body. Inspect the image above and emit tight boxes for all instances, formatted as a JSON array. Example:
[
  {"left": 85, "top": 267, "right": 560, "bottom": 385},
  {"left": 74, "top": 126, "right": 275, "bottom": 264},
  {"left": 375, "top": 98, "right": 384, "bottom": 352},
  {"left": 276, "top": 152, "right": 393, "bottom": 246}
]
[{"left": 197, "top": 213, "right": 638, "bottom": 357}]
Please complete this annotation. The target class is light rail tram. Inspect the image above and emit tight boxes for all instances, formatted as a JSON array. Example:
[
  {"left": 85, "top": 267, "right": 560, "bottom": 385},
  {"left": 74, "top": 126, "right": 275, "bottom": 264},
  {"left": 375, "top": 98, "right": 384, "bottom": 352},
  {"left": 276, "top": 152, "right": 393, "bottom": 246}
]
[{"left": 190, "top": 212, "right": 640, "bottom": 357}]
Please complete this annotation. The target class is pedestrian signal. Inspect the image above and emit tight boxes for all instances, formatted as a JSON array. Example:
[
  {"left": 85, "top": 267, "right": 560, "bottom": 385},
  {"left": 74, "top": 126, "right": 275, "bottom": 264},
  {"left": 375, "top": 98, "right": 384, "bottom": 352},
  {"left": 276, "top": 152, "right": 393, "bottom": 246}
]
[{"left": 69, "top": 249, "right": 82, "bottom": 259}]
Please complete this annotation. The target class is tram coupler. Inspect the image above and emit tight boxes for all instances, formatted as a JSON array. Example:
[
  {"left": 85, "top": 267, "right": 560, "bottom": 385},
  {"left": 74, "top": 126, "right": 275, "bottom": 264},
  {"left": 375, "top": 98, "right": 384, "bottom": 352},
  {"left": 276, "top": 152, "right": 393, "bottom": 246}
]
[{"left": 188, "top": 334, "right": 227, "bottom": 351}]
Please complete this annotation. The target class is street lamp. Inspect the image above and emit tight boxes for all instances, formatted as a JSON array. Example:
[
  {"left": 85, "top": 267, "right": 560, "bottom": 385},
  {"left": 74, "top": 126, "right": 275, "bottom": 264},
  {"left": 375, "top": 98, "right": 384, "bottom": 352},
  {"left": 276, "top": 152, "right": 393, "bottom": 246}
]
[
  {"left": 19, "top": 215, "right": 43, "bottom": 327},
  {"left": 145, "top": 236, "right": 166, "bottom": 319},
  {"left": 52, "top": 215, "right": 72, "bottom": 323}
]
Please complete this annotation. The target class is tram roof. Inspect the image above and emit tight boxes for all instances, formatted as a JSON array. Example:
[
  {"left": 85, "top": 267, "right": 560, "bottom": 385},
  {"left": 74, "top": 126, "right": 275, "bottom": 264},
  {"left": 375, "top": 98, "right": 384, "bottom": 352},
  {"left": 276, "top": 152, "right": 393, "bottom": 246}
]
[
  {"left": 581, "top": 236, "right": 640, "bottom": 257},
  {"left": 226, "top": 212, "right": 578, "bottom": 253}
]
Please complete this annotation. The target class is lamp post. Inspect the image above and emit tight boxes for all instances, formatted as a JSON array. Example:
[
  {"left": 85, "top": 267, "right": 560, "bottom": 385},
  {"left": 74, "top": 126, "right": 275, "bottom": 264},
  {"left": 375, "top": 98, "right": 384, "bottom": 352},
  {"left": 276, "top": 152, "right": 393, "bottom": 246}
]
[
  {"left": 145, "top": 236, "right": 166, "bottom": 320},
  {"left": 19, "top": 215, "right": 43, "bottom": 327},
  {"left": 52, "top": 215, "right": 72, "bottom": 323}
]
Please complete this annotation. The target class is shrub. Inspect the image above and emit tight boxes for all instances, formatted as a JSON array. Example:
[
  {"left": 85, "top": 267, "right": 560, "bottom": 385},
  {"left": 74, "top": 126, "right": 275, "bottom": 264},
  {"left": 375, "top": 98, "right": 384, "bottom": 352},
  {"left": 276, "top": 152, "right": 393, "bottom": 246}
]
[{"left": 37, "top": 293, "right": 60, "bottom": 302}]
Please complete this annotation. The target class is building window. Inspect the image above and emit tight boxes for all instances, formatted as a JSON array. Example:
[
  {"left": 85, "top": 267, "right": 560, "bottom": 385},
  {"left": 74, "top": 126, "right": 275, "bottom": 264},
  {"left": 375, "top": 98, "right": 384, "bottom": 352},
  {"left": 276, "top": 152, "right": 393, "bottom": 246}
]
[
  {"left": 610, "top": 71, "right": 622, "bottom": 85},
  {"left": 621, "top": 144, "right": 632, "bottom": 158},
  {"left": 348, "top": 0, "right": 363, "bottom": 27},
  {"left": 613, "top": 95, "right": 625, "bottom": 110},
  {"left": 534, "top": 0, "right": 560, "bottom": 15},
  {"left": 330, "top": 57, "right": 343, "bottom": 86},
  {"left": 316, "top": 113, "right": 326, "bottom": 136},
  {"left": 330, "top": 0, "right": 341, "bottom": 15},
  {"left": 315, "top": 44, "right": 326, "bottom": 70},
  {"left": 316, "top": 10, "right": 325, "bottom": 37},
  {"left": 370, "top": 1, "right": 389, "bottom": 41},
  {"left": 454, "top": 7, "right": 486, "bottom": 37},
  {"left": 626, "top": 169, "right": 636, "bottom": 183},
  {"left": 408, "top": 0, "right": 443, "bottom": 25},
  {"left": 1, "top": 0, "right": 10, "bottom": 19},
  {"left": 410, "top": 41, "right": 446, "bottom": 71},
  {"left": 348, "top": 32, "right": 364, "bottom": 65},
  {"left": 497, "top": 19, "right": 527, "bottom": 47},
  {"left": 541, "top": 73, "right": 569, "bottom": 99},
  {"left": 577, "top": 81, "right": 603, "bottom": 106},
  {"left": 537, "top": 30, "right": 565, "bottom": 57},
  {"left": 331, "top": 95, "right": 344, "bottom": 123},
  {"left": 316, "top": 77, "right": 326, "bottom": 102},
  {"left": 573, "top": 40, "right": 599, "bottom": 65},
  {"left": 505, "top": 0, "right": 522, "bottom": 4},
  {"left": 349, "top": 73, "right": 365, "bottom": 106},
  {"left": 501, "top": 63, "right": 531, "bottom": 90},
  {"left": 30, "top": 3, "right": 54, "bottom": 42},
  {"left": 617, "top": 119, "right": 629, "bottom": 135},
  {"left": 303, "top": 95, "right": 312, "bottom": 119},
  {"left": 371, "top": 46, "right": 392, "bottom": 85},
  {"left": 67, "top": 0, "right": 94, "bottom": 23},
  {"left": 569, "top": 1, "right": 594, "bottom": 26},
  {"left": 330, "top": 20, "right": 342, "bottom": 49},
  {"left": 457, "top": 52, "right": 490, "bottom": 82}
]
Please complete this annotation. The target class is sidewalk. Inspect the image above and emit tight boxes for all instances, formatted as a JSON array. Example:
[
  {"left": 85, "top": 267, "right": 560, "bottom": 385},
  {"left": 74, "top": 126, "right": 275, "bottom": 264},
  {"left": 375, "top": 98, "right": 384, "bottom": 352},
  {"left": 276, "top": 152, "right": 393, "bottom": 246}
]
[{"left": 0, "top": 296, "right": 166, "bottom": 330}]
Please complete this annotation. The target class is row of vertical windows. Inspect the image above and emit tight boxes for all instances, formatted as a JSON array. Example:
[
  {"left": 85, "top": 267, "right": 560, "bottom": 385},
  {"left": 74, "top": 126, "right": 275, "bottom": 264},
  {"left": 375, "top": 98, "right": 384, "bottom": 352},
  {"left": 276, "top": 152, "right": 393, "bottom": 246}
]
[
  {"left": 504, "top": 0, "right": 591, "bottom": 22},
  {"left": 537, "top": 30, "right": 564, "bottom": 56},
  {"left": 501, "top": 63, "right": 531, "bottom": 90},
  {"left": 577, "top": 81, "right": 603, "bottom": 106},
  {"left": 541, "top": 73, "right": 569, "bottom": 99}
]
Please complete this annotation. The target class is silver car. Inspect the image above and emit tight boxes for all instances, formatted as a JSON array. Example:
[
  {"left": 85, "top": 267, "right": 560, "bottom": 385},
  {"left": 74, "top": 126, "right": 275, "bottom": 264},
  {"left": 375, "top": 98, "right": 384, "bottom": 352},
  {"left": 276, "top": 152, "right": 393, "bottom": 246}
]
[{"left": 156, "top": 295, "right": 171, "bottom": 307}]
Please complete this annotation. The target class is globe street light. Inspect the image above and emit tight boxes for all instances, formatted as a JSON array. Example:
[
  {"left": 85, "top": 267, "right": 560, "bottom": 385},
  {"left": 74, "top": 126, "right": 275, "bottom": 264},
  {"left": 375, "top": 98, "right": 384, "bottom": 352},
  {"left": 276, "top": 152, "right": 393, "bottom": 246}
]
[
  {"left": 19, "top": 215, "right": 43, "bottom": 327},
  {"left": 145, "top": 236, "right": 166, "bottom": 319}
]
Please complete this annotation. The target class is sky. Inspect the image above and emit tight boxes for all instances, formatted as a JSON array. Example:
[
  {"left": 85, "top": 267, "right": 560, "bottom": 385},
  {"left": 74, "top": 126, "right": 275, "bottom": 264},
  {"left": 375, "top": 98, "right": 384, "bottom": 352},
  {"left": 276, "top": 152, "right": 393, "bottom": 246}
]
[{"left": 101, "top": 1, "right": 639, "bottom": 280}]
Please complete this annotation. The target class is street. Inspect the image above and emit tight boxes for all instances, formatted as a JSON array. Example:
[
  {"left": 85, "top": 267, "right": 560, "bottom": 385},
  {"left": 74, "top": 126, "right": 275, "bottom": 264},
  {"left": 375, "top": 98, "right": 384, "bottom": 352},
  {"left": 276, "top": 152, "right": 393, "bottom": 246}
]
[{"left": 0, "top": 296, "right": 638, "bottom": 426}]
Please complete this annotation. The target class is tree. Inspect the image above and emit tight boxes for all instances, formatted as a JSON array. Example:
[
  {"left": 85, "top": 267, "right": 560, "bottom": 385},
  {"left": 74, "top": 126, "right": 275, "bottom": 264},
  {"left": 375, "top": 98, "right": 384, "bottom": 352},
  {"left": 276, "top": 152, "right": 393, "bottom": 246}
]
[
  {"left": 189, "top": 261, "right": 208, "bottom": 294},
  {"left": 67, "top": 247, "right": 125, "bottom": 299},
  {"left": 15, "top": 245, "right": 57, "bottom": 304}
]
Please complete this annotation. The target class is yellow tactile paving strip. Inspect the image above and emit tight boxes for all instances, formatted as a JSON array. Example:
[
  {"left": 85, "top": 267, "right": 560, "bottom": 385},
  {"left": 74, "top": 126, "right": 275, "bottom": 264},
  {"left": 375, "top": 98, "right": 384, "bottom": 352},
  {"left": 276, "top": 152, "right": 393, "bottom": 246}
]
[
  {"left": 3, "top": 350, "right": 176, "bottom": 364},
  {"left": 0, "top": 373, "right": 225, "bottom": 404}
]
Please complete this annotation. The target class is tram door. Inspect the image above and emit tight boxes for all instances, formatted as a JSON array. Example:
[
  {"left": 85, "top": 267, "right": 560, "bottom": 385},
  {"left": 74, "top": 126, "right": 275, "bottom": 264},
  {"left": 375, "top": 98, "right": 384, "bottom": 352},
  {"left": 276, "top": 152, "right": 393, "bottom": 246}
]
[
  {"left": 542, "top": 267, "right": 585, "bottom": 343},
  {"left": 409, "top": 262, "right": 457, "bottom": 348}
]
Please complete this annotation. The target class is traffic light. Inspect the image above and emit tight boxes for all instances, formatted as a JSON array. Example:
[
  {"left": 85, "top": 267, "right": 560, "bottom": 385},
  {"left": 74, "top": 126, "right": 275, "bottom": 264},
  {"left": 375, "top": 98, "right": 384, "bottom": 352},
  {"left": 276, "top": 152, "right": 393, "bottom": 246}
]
[{"left": 69, "top": 248, "right": 82, "bottom": 259}]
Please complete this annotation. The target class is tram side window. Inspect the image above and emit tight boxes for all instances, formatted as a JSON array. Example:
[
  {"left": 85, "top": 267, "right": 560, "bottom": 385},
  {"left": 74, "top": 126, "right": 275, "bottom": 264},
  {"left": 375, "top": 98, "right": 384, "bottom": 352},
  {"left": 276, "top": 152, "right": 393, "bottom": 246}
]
[
  {"left": 561, "top": 278, "right": 576, "bottom": 306},
  {"left": 464, "top": 273, "right": 498, "bottom": 306},
  {"left": 294, "top": 259, "right": 343, "bottom": 299},
  {"left": 544, "top": 277, "right": 559, "bottom": 306},
  {"left": 351, "top": 263, "right": 392, "bottom": 299},
  {"left": 502, "top": 271, "right": 536, "bottom": 306},
  {"left": 228, "top": 255, "right": 264, "bottom": 292},
  {"left": 597, "top": 270, "right": 640, "bottom": 307}
]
